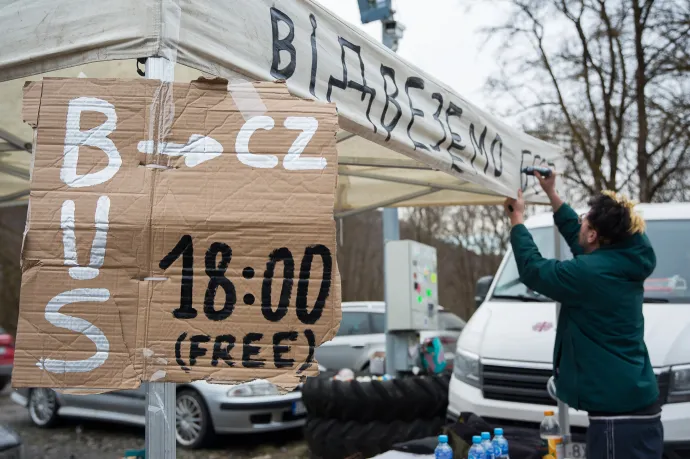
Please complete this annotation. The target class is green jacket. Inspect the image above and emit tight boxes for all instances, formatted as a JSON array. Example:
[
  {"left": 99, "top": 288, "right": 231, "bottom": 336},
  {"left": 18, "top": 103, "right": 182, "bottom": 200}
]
[{"left": 510, "top": 203, "right": 659, "bottom": 413}]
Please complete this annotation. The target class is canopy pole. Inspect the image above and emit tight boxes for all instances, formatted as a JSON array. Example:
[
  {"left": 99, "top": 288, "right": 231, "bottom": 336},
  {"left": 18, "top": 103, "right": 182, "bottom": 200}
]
[
  {"left": 338, "top": 156, "right": 433, "bottom": 170},
  {"left": 0, "top": 128, "right": 32, "bottom": 153},
  {"left": 554, "top": 224, "right": 572, "bottom": 448},
  {"left": 144, "top": 56, "right": 177, "bottom": 459},
  {"left": 335, "top": 188, "right": 439, "bottom": 219},
  {"left": 383, "top": 206, "right": 400, "bottom": 376},
  {"left": 339, "top": 169, "right": 474, "bottom": 192},
  {"left": 381, "top": 12, "right": 402, "bottom": 378}
]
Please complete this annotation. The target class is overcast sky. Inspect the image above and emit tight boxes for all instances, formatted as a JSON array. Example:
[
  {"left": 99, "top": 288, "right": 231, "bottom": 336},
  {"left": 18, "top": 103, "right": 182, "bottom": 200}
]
[{"left": 316, "top": 0, "right": 508, "bottom": 110}]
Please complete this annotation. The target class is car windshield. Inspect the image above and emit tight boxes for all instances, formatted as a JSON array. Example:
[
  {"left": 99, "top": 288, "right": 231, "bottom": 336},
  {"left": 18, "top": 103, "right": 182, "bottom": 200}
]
[
  {"left": 491, "top": 220, "right": 690, "bottom": 303},
  {"left": 336, "top": 311, "right": 372, "bottom": 336}
]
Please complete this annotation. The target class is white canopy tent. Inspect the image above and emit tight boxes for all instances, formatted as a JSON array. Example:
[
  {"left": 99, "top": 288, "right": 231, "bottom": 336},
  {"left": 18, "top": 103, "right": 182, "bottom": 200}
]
[
  {"left": 0, "top": 0, "right": 564, "bottom": 211},
  {"left": 0, "top": 1, "right": 571, "bottom": 455}
]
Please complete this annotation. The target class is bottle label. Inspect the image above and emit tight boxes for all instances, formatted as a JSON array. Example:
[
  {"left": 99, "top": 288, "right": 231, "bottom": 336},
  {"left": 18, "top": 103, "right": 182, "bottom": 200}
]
[
  {"left": 540, "top": 437, "right": 562, "bottom": 459},
  {"left": 469, "top": 447, "right": 484, "bottom": 459},
  {"left": 434, "top": 447, "right": 452, "bottom": 459},
  {"left": 469, "top": 452, "right": 479, "bottom": 459}
]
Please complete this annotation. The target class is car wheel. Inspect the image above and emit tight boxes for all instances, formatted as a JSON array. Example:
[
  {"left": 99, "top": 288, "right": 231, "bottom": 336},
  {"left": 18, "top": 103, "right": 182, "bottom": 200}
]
[
  {"left": 0, "top": 376, "right": 9, "bottom": 392},
  {"left": 28, "top": 388, "right": 59, "bottom": 427},
  {"left": 175, "top": 389, "right": 213, "bottom": 449}
]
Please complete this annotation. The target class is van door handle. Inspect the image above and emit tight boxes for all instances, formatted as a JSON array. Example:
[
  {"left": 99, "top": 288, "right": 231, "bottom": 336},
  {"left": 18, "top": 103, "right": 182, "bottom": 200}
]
[{"left": 350, "top": 344, "right": 365, "bottom": 349}]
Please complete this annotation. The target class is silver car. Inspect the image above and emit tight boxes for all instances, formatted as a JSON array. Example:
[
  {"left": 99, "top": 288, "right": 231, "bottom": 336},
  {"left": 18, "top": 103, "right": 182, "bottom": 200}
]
[
  {"left": 0, "top": 424, "right": 22, "bottom": 459},
  {"left": 11, "top": 377, "right": 311, "bottom": 449},
  {"left": 315, "top": 301, "right": 465, "bottom": 372}
]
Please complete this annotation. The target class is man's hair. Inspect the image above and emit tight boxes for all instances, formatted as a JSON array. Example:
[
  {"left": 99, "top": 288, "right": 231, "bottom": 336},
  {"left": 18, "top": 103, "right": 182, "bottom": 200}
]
[{"left": 586, "top": 191, "right": 644, "bottom": 245}]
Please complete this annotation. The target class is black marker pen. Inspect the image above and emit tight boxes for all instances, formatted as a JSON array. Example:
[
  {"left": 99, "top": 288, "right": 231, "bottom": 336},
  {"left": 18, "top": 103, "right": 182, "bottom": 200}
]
[{"left": 521, "top": 166, "right": 553, "bottom": 178}]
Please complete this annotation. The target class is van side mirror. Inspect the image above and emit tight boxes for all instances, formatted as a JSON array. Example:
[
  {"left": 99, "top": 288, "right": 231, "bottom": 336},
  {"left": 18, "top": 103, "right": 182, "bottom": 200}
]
[{"left": 475, "top": 275, "right": 494, "bottom": 308}]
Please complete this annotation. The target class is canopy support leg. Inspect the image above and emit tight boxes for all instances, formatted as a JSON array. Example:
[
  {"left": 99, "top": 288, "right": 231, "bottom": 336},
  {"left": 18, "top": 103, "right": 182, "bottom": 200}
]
[
  {"left": 144, "top": 56, "right": 177, "bottom": 459},
  {"left": 383, "top": 207, "right": 400, "bottom": 376}
]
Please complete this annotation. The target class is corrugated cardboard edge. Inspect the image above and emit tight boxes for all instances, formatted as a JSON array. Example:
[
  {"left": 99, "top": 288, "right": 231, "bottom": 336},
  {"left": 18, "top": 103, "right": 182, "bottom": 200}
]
[
  {"left": 19, "top": 82, "right": 42, "bottom": 279},
  {"left": 22, "top": 81, "right": 43, "bottom": 127}
]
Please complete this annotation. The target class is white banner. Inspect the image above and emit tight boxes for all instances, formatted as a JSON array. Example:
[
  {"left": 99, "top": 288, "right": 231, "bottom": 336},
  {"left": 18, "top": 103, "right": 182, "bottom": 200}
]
[
  {"left": 0, "top": 0, "right": 564, "bottom": 200},
  {"left": 179, "top": 0, "right": 564, "bottom": 199}
]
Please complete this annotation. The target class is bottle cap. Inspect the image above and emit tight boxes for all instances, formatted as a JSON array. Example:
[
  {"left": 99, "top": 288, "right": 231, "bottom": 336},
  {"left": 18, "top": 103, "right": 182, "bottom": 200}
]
[
  {"left": 481, "top": 432, "right": 491, "bottom": 439},
  {"left": 472, "top": 435, "right": 482, "bottom": 444},
  {"left": 494, "top": 428, "right": 503, "bottom": 435},
  {"left": 544, "top": 410, "right": 555, "bottom": 416},
  {"left": 438, "top": 435, "right": 448, "bottom": 443}
]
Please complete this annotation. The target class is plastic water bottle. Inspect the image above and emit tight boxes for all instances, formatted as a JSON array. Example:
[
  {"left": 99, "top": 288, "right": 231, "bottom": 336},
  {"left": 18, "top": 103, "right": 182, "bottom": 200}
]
[
  {"left": 434, "top": 434, "right": 453, "bottom": 459},
  {"left": 468, "top": 435, "right": 485, "bottom": 459},
  {"left": 492, "top": 428, "right": 509, "bottom": 458},
  {"left": 539, "top": 410, "right": 563, "bottom": 458},
  {"left": 480, "top": 432, "right": 495, "bottom": 459}
]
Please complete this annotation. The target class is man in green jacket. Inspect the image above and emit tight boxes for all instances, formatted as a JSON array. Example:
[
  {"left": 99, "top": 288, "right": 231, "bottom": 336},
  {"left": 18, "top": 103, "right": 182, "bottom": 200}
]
[{"left": 504, "top": 173, "right": 663, "bottom": 459}]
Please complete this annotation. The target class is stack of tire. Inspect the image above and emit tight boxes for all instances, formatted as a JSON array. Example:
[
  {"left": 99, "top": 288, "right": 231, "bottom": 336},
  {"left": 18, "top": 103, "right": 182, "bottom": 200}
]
[{"left": 302, "top": 373, "right": 450, "bottom": 459}]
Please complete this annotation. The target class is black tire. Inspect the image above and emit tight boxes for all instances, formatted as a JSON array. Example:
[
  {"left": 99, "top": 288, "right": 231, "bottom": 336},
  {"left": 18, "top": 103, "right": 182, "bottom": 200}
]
[
  {"left": 302, "top": 373, "right": 449, "bottom": 423},
  {"left": 27, "top": 388, "right": 60, "bottom": 428},
  {"left": 0, "top": 377, "right": 9, "bottom": 392},
  {"left": 175, "top": 389, "right": 214, "bottom": 449},
  {"left": 304, "top": 417, "right": 444, "bottom": 459}
]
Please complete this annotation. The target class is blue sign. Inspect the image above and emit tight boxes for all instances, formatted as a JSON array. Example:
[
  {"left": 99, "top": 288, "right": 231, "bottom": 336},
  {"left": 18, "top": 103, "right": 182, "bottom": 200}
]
[{"left": 357, "top": 0, "right": 392, "bottom": 24}]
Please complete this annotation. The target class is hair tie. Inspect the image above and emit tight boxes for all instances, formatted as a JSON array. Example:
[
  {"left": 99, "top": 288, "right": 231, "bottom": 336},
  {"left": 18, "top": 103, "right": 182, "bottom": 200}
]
[{"left": 601, "top": 190, "right": 645, "bottom": 234}]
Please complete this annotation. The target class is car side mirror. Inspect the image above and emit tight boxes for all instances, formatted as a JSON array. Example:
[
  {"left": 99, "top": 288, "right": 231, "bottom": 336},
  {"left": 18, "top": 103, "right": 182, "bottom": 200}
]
[{"left": 475, "top": 275, "right": 494, "bottom": 309}]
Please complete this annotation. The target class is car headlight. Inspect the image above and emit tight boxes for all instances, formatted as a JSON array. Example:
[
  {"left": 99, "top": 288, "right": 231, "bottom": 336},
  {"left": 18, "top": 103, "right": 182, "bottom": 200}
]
[
  {"left": 668, "top": 364, "right": 690, "bottom": 404},
  {"left": 453, "top": 349, "right": 480, "bottom": 388},
  {"left": 227, "top": 381, "right": 280, "bottom": 397}
]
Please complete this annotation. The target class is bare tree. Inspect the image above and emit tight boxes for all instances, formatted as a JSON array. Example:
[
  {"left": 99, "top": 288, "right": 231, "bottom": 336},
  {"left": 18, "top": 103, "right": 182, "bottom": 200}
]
[
  {"left": 336, "top": 211, "right": 385, "bottom": 303},
  {"left": 336, "top": 206, "right": 507, "bottom": 320},
  {"left": 480, "top": 0, "right": 690, "bottom": 202}
]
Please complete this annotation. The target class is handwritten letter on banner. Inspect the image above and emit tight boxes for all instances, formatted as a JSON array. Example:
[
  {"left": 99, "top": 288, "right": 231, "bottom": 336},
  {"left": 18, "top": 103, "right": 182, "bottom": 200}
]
[{"left": 14, "top": 77, "right": 341, "bottom": 390}]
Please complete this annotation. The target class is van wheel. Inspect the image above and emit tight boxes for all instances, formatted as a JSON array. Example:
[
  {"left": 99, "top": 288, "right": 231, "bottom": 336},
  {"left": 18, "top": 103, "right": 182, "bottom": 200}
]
[
  {"left": 0, "top": 376, "right": 9, "bottom": 392},
  {"left": 28, "top": 388, "right": 60, "bottom": 427},
  {"left": 175, "top": 389, "right": 213, "bottom": 449}
]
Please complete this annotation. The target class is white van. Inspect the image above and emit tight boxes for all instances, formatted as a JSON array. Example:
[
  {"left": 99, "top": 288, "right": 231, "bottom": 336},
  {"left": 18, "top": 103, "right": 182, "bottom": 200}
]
[{"left": 448, "top": 203, "right": 690, "bottom": 458}]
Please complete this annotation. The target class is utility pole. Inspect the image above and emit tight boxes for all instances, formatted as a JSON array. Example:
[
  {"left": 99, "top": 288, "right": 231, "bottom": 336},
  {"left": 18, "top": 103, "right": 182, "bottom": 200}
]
[{"left": 357, "top": 0, "right": 405, "bottom": 376}]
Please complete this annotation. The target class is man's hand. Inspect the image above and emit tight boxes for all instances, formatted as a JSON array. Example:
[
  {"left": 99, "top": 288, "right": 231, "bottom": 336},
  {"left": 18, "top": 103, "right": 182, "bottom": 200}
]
[
  {"left": 504, "top": 188, "right": 526, "bottom": 226},
  {"left": 535, "top": 171, "right": 557, "bottom": 196},
  {"left": 536, "top": 171, "right": 564, "bottom": 212}
]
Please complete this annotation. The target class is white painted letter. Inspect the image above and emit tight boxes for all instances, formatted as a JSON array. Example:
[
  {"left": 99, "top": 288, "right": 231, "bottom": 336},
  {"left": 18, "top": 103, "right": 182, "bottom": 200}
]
[
  {"left": 235, "top": 116, "right": 278, "bottom": 168},
  {"left": 137, "top": 134, "right": 223, "bottom": 168},
  {"left": 61, "top": 196, "right": 110, "bottom": 280},
  {"left": 283, "top": 117, "right": 325, "bottom": 170},
  {"left": 38, "top": 288, "right": 111, "bottom": 374},
  {"left": 61, "top": 97, "right": 122, "bottom": 188}
]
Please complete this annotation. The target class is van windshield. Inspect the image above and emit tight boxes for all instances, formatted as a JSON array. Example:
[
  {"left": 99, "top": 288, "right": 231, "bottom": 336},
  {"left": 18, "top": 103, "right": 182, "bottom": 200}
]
[{"left": 491, "top": 220, "right": 690, "bottom": 303}]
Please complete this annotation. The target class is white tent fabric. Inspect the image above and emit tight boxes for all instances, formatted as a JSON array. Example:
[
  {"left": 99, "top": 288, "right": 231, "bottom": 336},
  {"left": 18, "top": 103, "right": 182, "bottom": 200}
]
[{"left": 0, "top": 0, "right": 564, "bottom": 210}]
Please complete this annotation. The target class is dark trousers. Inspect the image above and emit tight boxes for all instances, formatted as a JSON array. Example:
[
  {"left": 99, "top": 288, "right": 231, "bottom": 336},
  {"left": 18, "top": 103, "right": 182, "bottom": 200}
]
[{"left": 587, "top": 415, "right": 664, "bottom": 459}]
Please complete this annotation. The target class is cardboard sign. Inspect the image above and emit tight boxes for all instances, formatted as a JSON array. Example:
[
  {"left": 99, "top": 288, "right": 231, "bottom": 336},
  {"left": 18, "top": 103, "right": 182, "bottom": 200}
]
[{"left": 13, "top": 77, "right": 341, "bottom": 390}]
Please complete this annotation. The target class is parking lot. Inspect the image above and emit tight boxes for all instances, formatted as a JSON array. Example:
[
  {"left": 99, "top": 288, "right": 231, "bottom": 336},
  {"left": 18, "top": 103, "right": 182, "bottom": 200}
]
[{"left": 0, "top": 387, "right": 308, "bottom": 459}]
